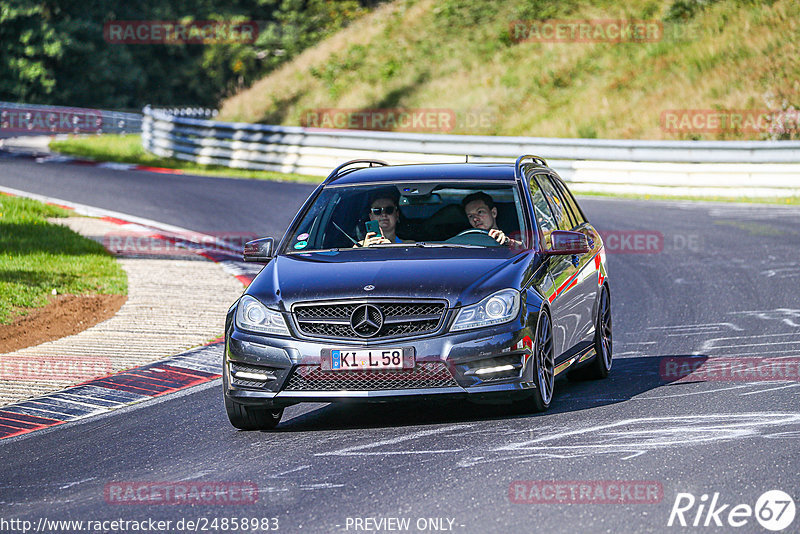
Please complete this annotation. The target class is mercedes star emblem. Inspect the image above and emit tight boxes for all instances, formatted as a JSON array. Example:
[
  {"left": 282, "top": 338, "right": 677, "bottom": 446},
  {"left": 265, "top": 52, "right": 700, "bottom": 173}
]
[{"left": 350, "top": 304, "right": 383, "bottom": 337}]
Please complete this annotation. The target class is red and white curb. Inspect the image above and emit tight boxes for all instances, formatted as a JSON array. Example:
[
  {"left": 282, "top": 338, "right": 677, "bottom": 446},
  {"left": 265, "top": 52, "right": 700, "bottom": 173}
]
[
  {"left": 0, "top": 186, "right": 260, "bottom": 440},
  {"left": 0, "top": 343, "right": 224, "bottom": 440}
]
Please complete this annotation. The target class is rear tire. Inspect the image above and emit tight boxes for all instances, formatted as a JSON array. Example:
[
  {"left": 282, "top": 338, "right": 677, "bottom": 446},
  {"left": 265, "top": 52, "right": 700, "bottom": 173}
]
[
  {"left": 223, "top": 372, "right": 283, "bottom": 430},
  {"left": 569, "top": 285, "right": 612, "bottom": 380}
]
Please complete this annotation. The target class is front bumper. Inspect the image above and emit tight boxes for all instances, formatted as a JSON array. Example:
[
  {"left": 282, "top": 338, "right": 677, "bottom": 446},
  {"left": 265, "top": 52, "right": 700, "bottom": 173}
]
[{"left": 224, "top": 321, "right": 535, "bottom": 407}]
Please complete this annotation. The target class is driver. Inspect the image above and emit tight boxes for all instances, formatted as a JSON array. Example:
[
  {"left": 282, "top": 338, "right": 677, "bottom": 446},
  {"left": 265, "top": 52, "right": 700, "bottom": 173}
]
[{"left": 462, "top": 192, "right": 522, "bottom": 247}]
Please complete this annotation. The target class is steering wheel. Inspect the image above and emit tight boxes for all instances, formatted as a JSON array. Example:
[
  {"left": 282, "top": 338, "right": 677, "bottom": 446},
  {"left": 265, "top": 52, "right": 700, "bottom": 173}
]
[{"left": 444, "top": 228, "right": 501, "bottom": 247}]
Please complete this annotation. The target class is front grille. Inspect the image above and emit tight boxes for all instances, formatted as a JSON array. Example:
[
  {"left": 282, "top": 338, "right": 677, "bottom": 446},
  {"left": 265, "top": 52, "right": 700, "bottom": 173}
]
[
  {"left": 284, "top": 362, "right": 458, "bottom": 391},
  {"left": 293, "top": 300, "right": 446, "bottom": 341}
]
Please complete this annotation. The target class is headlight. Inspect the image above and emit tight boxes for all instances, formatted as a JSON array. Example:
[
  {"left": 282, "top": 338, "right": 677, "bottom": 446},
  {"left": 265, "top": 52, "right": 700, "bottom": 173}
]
[
  {"left": 451, "top": 289, "right": 521, "bottom": 332},
  {"left": 235, "top": 295, "right": 290, "bottom": 336}
]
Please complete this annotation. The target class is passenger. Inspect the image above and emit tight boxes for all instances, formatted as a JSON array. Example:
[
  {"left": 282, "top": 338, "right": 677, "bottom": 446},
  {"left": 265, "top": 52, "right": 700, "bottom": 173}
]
[
  {"left": 462, "top": 192, "right": 522, "bottom": 247},
  {"left": 358, "top": 193, "right": 405, "bottom": 246}
]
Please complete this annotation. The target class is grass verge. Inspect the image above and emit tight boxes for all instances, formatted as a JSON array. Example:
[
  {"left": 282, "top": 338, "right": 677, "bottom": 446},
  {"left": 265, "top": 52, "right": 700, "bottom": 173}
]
[
  {"left": 0, "top": 195, "right": 127, "bottom": 324},
  {"left": 49, "top": 134, "right": 321, "bottom": 183}
]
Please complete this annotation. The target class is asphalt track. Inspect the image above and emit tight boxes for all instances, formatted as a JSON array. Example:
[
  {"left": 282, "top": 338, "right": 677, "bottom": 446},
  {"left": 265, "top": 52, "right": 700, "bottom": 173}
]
[{"left": 1, "top": 157, "right": 799, "bottom": 533}]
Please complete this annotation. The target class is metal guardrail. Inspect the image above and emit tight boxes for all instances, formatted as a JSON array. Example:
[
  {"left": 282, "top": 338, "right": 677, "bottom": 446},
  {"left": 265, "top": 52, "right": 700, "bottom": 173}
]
[
  {"left": 1, "top": 101, "right": 142, "bottom": 135},
  {"left": 142, "top": 106, "right": 800, "bottom": 196}
]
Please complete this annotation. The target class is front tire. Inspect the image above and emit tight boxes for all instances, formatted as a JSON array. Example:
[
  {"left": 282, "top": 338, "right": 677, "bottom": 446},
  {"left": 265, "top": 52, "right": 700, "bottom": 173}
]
[
  {"left": 517, "top": 310, "right": 555, "bottom": 413},
  {"left": 223, "top": 372, "right": 283, "bottom": 430}
]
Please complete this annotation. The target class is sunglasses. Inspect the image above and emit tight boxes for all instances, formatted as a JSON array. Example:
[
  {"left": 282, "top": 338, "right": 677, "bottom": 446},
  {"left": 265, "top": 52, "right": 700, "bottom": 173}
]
[{"left": 369, "top": 206, "right": 396, "bottom": 215}]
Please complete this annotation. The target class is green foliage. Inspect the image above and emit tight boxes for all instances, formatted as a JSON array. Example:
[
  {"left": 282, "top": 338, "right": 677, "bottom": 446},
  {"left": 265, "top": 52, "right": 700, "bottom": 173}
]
[
  {"left": 310, "top": 44, "right": 369, "bottom": 98},
  {"left": 665, "top": 0, "right": 721, "bottom": 21},
  {"left": 0, "top": 0, "right": 378, "bottom": 109}
]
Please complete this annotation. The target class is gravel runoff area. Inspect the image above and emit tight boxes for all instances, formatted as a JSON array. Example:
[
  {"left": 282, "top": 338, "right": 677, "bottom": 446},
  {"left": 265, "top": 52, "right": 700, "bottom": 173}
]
[{"left": 0, "top": 216, "right": 245, "bottom": 406}]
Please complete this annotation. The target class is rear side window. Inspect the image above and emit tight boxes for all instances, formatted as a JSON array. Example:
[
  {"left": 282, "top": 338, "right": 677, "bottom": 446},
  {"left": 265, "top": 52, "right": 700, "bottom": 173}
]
[
  {"left": 552, "top": 176, "right": 586, "bottom": 225},
  {"left": 529, "top": 174, "right": 557, "bottom": 245},
  {"left": 535, "top": 174, "right": 571, "bottom": 231}
]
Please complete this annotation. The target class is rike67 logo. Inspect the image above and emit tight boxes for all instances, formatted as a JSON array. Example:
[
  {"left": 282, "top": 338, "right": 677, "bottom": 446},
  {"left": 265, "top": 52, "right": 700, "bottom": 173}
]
[{"left": 668, "top": 490, "right": 795, "bottom": 531}]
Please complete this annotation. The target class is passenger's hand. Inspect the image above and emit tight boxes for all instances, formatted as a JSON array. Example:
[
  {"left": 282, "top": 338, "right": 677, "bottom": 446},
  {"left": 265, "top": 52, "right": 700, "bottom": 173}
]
[{"left": 361, "top": 232, "right": 391, "bottom": 247}]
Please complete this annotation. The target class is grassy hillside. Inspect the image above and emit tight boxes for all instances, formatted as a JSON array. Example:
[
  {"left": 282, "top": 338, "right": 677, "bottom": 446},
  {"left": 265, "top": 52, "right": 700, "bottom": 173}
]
[{"left": 218, "top": 0, "right": 799, "bottom": 140}]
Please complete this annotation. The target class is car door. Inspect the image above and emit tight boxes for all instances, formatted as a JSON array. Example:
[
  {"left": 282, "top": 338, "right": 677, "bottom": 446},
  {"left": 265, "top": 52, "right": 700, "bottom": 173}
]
[
  {"left": 533, "top": 173, "right": 597, "bottom": 358},
  {"left": 548, "top": 174, "right": 599, "bottom": 348},
  {"left": 529, "top": 172, "right": 576, "bottom": 360}
]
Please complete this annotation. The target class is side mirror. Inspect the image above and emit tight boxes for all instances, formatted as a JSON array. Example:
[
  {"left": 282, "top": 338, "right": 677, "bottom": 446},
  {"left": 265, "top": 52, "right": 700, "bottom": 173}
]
[
  {"left": 243, "top": 237, "right": 274, "bottom": 262},
  {"left": 547, "top": 230, "right": 591, "bottom": 255}
]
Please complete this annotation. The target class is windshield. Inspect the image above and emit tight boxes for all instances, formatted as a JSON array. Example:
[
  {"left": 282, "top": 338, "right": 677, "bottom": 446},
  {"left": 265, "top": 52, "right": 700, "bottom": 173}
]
[{"left": 281, "top": 181, "right": 530, "bottom": 253}]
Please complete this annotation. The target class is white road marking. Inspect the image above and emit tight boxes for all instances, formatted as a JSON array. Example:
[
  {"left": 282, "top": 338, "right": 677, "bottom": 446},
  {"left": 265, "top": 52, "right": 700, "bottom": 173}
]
[
  {"left": 739, "top": 383, "right": 800, "bottom": 396},
  {"left": 318, "top": 424, "right": 473, "bottom": 457},
  {"left": 648, "top": 322, "right": 743, "bottom": 332},
  {"left": 300, "top": 483, "right": 346, "bottom": 490},
  {"left": 760, "top": 266, "right": 800, "bottom": 279},
  {"left": 730, "top": 308, "right": 800, "bottom": 327},
  {"left": 58, "top": 477, "right": 96, "bottom": 490},
  {"left": 269, "top": 465, "right": 311, "bottom": 478},
  {"left": 635, "top": 384, "right": 755, "bottom": 399},
  {"left": 705, "top": 340, "right": 800, "bottom": 350},
  {"left": 700, "top": 332, "right": 800, "bottom": 352},
  {"left": 620, "top": 451, "right": 647, "bottom": 460},
  {"left": 480, "top": 413, "right": 800, "bottom": 462},
  {"left": 710, "top": 349, "right": 800, "bottom": 356}
]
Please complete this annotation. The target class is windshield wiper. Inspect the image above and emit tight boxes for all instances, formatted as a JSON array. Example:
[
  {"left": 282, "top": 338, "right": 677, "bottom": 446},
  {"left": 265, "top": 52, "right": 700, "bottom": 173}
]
[
  {"left": 331, "top": 221, "right": 361, "bottom": 247},
  {"left": 413, "top": 242, "right": 483, "bottom": 248}
]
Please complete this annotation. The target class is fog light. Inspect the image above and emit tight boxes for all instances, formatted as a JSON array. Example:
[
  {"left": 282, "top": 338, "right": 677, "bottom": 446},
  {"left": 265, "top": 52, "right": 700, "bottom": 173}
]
[
  {"left": 474, "top": 364, "right": 516, "bottom": 375},
  {"left": 233, "top": 370, "right": 274, "bottom": 381}
]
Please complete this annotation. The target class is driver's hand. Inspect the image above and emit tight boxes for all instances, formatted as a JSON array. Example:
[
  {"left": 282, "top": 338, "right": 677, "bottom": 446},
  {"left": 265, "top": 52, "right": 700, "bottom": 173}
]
[
  {"left": 362, "top": 232, "right": 391, "bottom": 247},
  {"left": 488, "top": 229, "right": 510, "bottom": 245}
]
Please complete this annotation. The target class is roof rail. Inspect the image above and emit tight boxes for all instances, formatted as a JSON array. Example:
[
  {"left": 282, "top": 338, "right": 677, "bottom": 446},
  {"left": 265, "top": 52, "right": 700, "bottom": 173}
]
[
  {"left": 324, "top": 159, "right": 389, "bottom": 183},
  {"left": 514, "top": 154, "right": 548, "bottom": 180}
]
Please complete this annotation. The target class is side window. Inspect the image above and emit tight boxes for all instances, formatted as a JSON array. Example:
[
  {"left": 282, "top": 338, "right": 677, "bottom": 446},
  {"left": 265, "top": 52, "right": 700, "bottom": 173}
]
[
  {"left": 536, "top": 174, "right": 571, "bottom": 231},
  {"left": 529, "top": 174, "right": 557, "bottom": 246},
  {"left": 552, "top": 176, "right": 586, "bottom": 225}
]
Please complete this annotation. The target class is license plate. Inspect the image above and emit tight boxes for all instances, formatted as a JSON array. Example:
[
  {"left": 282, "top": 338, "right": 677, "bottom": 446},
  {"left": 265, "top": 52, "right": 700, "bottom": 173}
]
[{"left": 321, "top": 347, "right": 414, "bottom": 371}]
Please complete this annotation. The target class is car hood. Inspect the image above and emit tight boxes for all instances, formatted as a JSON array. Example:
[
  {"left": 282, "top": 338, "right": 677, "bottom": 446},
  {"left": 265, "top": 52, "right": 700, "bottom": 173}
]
[{"left": 247, "top": 248, "right": 539, "bottom": 309}]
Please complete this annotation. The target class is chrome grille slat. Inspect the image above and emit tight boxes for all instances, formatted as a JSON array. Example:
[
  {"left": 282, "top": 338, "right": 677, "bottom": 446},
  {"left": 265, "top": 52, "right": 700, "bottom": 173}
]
[
  {"left": 284, "top": 362, "right": 457, "bottom": 391},
  {"left": 293, "top": 300, "right": 446, "bottom": 341},
  {"left": 383, "top": 314, "right": 441, "bottom": 323}
]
